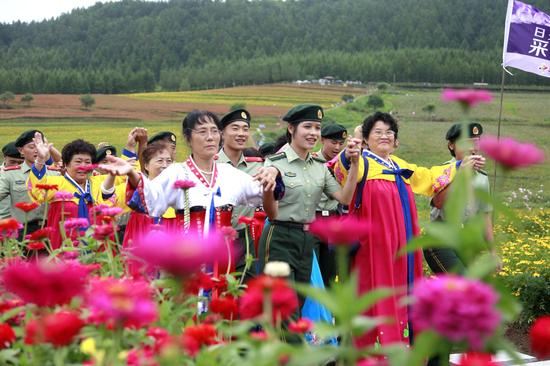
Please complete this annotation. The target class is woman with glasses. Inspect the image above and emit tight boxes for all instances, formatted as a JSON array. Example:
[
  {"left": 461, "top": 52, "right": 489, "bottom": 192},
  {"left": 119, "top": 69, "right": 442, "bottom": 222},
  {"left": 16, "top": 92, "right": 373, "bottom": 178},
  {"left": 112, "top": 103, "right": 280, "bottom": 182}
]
[
  {"left": 334, "top": 111, "right": 466, "bottom": 348},
  {"left": 103, "top": 110, "right": 283, "bottom": 272}
]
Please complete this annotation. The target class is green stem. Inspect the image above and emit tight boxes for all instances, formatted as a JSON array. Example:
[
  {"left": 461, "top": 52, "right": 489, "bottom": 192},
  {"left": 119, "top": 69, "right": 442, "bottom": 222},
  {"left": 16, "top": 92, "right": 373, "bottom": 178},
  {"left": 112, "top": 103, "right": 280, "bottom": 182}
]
[
  {"left": 41, "top": 201, "right": 49, "bottom": 229},
  {"left": 53, "top": 347, "right": 67, "bottom": 366},
  {"left": 238, "top": 227, "right": 251, "bottom": 286},
  {"left": 337, "top": 245, "right": 349, "bottom": 284}
]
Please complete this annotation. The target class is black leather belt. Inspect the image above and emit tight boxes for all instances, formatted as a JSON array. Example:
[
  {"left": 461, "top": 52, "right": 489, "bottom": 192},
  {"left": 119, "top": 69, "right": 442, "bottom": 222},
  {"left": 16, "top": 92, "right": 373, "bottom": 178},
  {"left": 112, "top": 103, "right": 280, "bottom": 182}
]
[
  {"left": 271, "top": 220, "right": 310, "bottom": 231},
  {"left": 315, "top": 210, "right": 339, "bottom": 217}
]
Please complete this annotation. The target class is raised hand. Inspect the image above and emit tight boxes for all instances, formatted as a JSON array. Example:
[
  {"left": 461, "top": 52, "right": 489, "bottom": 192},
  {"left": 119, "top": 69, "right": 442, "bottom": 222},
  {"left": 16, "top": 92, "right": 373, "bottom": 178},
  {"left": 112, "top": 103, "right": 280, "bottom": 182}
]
[
  {"left": 134, "top": 127, "right": 148, "bottom": 145},
  {"left": 99, "top": 155, "right": 135, "bottom": 176},
  {"left": 346, "top": 137, "right": 362, "bottom": 164},
  {"left": 32, "top": 132, "right": 52, "bottom": 162}
]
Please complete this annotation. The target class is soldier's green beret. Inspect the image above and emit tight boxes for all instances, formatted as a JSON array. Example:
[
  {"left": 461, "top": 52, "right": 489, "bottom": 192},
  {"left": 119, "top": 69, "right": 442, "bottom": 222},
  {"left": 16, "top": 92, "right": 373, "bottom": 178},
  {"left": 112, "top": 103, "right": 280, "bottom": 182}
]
[
  {"left": 148, "top": 131, "right": 177, "bottom": 145},
  {"left": 321, "top": 123, "right": 348, "bottom": 140},
  {"left": 2, "top": 142, "right": 22, "bottom": 158},
  {"left": 282, "top": 104, "right": 324, "bottom": 124},
  {"left": 446, "top": 122, "right": 483, "bottom": 142},
  {"left": 258, "top": 142, "right": 276, "bottom": 157},
  {"left": 15, "top": 130, "right": 44, "bottom": 148},
  {"left": 220, "top": 109, "right": 251, "bottom": 129},
  {"left": 95, "top": 145, "right": 117, "bottom": 163}
]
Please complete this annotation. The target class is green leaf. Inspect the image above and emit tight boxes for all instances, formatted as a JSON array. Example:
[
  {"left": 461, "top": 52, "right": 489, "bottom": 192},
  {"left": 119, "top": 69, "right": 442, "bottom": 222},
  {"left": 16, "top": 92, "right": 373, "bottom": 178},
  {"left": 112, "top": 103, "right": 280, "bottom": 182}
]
[
  {"left": 443, "top": 168, "right": 470, "bottom": 226},
  {"left": 464, "top": 252, "right": 498, "bottom": 279},
  {"left": 407, "top": 330, "right": 442, "bottom": 366},
  {"left": 350, "top": 288, "right": 394, "bottom": 316},
  {"left": 350, "top": 315, "right": 392, "bottom": 336},
  {"left": 294, "top": 283, "right": 339, "bottom": 315},
  {"left": 0, "top": 306, "right": 24, "bottom": 323}
]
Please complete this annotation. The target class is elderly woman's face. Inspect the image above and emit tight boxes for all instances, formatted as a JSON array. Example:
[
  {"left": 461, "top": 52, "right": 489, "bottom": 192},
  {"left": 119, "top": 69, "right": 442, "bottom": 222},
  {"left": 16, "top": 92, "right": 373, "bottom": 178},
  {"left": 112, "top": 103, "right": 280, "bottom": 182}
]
[
  {"left": 366, "top": 121, "right": 397, "bottom": 157},
  {"left": 189, "top": 117, "right": 221, "bottom": 159}
]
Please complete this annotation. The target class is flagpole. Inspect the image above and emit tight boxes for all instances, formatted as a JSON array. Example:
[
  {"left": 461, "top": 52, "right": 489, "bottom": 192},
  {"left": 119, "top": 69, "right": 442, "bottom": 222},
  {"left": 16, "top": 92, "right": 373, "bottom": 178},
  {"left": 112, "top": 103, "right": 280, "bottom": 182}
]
[{"left": 492, "top": 68, "right": 506, "bottom": 193}]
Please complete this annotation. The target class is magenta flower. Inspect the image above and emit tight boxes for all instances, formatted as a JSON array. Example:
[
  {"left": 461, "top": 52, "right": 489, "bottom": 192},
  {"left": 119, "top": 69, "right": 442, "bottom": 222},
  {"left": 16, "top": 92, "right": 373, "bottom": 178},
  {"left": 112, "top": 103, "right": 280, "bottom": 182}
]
[
  {"left": 99, "top": 207, "right": 123, "bottom": 216},
  {"left": 308, "top": 216, "right": 371, "bottom": 245},
  {"left": 442, "top": 88, "right": 493, "bottom": 109},
  {"left": 412, "top": 275, "right": 501, "bottom": 350},
  {"left": 131, "top": 229, "right": 230, "bottom": 278},
  {"left": 478, "top": 135, "right": 545, "bottom": 170},
  {"left": 92, "top": 224, "right": 115, "bottom": 240},
  {"left": 86, "top": 277, "right": 157, "bottom": 328},
  {"left": 54, "top": 191, "right": 74, "bottom": 201},
  {"left": 77, "top": 164, "right": 99, "bottom": 173},
  {"left": 1, "top": 259, "right": 91, "bottom": 307},
  {"left": 173, "top": 180, "right": 196, "bottom": 189},
  {"left": 64, "top": 218, "right": 89, "bottom": 230}
]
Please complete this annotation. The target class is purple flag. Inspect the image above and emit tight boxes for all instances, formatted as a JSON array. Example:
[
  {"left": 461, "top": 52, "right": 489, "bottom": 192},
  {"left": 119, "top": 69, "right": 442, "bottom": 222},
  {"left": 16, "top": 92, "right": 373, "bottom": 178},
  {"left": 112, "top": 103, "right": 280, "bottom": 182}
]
[{"left": 503, "top": 0, "right": 550, "bottom": 77}]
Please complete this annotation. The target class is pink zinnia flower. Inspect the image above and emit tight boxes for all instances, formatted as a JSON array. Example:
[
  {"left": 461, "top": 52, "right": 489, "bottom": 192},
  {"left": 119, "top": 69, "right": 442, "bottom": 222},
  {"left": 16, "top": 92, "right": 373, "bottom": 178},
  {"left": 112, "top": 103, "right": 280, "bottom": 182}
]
[
  {"left": 54, "top": 190, "right": 74, "bottom": 200},
  {"left": 173, "top": 180, "right": 196, "bottom": 189},
  {"left": 86, "top": 277, "right": 157, "bottom": 328},
  {"left": 308, "top": 216, "right": 371, "bottom": 245},
  {"left": 1, "top": 259, "right": 91, "bottom": 307},
  {"left": 77, "top": 164, "right": 98, "bottom": 173},
  {"left": 478, "top": 135, "right": 545, "bottom": 170},
  {"left": 92, "top": 224, "right": 115, "bottom": 240},
  {"left": 64, "top": 218, "right": 89, "bottom": 230},
  {"left": 131, "top": 229, "right": 230, "bottom": 278},
  {"left": 441, "top": 88, "right": 493, "bottom": 109},
  {"left": 412, "top": 275, "right": 501, "bottom": 350}
]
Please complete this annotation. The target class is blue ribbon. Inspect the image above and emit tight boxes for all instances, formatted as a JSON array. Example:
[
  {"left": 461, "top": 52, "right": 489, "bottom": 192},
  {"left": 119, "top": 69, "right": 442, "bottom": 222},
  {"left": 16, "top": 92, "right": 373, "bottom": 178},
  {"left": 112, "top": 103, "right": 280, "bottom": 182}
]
[
  {"left": 209, "top": 187, "right": 222, "bottom": 228},
  {"left": 64, "top": 174, "right": 92, "bottom": 230}
]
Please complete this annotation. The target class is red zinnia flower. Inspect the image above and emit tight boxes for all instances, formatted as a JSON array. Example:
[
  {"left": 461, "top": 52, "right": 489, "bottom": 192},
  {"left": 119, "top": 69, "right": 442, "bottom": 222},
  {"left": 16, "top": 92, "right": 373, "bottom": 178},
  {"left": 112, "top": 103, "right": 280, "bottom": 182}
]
[
  {"left": 1, "top": 259, "right": 91, "bottom": 307},
  {"left": 309, "top": 216, "right": 371, "bottom": 245},
  {"left": 35, "top": 183, "right": 58, "bottom": 191},
  {"left": 173, "top": 180, "right": 196, "bottom": 189},
  {"left": 27, "top": 241, "right": 46, "bottom": 251},
  {"left": 0, "top": 323, "right": 16, "bottom": 349},
  {"left": 0, "top": 218, "right": 22, "bottom": 240},
  {"left": 184, "top": 271, "right": 215, "bottom": 295},
  {"left": 239, "top": 275, "right": 298, "bottom": 324},
  {"left": 209, "top": 296, "right": 238, "bottom": 320},
  {"left": 181, "top": 324, "right": 217, "bottom": 356},
  {"left": 530, "top": 316, "right": 550, "bottom": 359},
  {"left": 478, "top": 136, "right": 545, "bottom": 170},
  {"left": 237, "top": 216, "right": 255, "bottom": 226},
  {"left": 441, "top": 88, "right": 493, "bottom": 109},
  {"left": 457, "top": 352, "right": 501, "bottom": 366},
  {"left": 288, "top": 318, "right": 313, "bottom": 334},
  {"left": 25, "top": 310, "right": 84, "bottom": 347},
  {"left": 26, "top": 227, "right": 53, "bottom": 241},
  {"left": 14, "top": 202, "right": 40, "bottom": 212}
]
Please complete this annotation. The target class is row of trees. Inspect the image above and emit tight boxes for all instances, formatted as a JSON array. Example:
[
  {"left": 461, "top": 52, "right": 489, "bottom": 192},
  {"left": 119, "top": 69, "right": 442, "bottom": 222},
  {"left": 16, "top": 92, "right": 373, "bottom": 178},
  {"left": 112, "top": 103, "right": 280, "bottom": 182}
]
[
  {"left": 1, "top": 0, "right": 550, "bottom": 93},
  {"left": 1, "top": 48, "right": 548, "bottom": 94}
]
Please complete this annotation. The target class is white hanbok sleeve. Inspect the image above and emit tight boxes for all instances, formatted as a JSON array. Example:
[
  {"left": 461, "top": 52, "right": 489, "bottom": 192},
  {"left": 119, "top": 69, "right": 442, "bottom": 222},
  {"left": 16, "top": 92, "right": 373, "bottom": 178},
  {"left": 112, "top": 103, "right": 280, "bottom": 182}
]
[{"left": 230, "top": 166, "right": 263, "bottom": 207}]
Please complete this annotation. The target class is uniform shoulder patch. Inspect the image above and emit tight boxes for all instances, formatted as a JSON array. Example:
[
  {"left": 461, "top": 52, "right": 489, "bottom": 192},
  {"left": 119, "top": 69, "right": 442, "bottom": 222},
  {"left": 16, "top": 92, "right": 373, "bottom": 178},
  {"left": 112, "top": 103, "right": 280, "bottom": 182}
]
[
  {"left": 244, "top": 156, "right": 264, "bottom": 163},
  {"left": 268, "top": 152, "right": 286, "bottom": 161},
  {"left": 3, "top": 165, "right": 21, "bottom": 171}
]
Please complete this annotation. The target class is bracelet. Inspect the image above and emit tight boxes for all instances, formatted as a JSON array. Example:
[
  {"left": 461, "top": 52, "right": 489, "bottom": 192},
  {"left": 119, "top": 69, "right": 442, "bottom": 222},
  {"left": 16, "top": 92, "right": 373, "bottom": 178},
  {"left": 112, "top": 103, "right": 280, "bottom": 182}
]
[{"left": 101, "top": 184, "right": 116, "bottom": 195}]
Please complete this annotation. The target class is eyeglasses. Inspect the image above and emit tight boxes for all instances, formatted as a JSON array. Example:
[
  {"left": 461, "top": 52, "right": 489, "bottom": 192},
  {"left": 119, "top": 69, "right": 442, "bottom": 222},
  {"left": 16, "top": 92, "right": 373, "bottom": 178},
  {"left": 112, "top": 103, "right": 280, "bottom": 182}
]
[
  {"left": 371, "top": 129, "right": 396, "bottom": 138},
  {"left": 192, "top": 128, "right": 220, "bottom": 138}
]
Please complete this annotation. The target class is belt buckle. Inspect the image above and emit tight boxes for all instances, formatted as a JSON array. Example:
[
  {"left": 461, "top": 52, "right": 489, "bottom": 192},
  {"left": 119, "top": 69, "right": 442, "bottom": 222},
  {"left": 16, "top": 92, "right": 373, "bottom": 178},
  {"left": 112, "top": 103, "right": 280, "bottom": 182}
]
[{"left": 321, "top": 210, "right": 330, "bottom": 217}]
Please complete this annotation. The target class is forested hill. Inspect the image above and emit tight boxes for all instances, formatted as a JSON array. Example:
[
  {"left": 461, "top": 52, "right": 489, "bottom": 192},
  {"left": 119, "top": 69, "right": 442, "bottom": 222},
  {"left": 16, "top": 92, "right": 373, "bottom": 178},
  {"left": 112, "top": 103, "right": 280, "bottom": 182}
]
[{"left": 1, "top": 0, "right": 550, "bottom": 94}]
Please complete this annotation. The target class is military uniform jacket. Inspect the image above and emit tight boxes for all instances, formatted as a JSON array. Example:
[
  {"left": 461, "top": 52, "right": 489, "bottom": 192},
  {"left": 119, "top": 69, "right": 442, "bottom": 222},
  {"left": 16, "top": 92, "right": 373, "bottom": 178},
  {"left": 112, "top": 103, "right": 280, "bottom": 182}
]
[
  {"left": 0, "top": 161, "right": 59, "bottom": 222},
  {"left": 217, "top": 149, "right": 264, "bottom": 229},
  {"left": 265, "top": 144, "right": 340, "bottom": 223}
]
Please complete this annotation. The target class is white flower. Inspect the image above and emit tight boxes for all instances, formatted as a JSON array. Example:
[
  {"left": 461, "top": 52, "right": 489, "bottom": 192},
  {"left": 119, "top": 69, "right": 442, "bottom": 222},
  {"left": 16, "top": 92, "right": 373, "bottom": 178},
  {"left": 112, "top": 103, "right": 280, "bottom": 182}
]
[{"left": 263, "top": 261, "right": 291, "bottom": 277}]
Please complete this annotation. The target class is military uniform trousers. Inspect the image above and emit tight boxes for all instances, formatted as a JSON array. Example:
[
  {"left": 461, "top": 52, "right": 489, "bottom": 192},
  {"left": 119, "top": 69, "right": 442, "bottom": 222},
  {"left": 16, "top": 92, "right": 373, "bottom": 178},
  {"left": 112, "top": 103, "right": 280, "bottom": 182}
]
[{"left": 258, "top": 220, "right": 315, "bottom": 306}]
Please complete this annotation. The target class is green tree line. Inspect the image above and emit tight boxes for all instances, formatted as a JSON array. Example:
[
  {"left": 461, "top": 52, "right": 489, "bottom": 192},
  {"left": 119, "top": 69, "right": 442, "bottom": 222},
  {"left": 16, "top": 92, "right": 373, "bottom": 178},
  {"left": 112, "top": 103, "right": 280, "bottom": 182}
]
[{"left": 1, "top": 0, "right": 549, "bottom": 93}]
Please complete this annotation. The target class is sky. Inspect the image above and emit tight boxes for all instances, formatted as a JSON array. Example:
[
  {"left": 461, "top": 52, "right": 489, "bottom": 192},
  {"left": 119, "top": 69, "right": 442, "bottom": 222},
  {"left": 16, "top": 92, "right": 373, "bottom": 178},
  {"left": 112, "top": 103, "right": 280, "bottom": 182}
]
[{"left": 1, "top": 0, "right": 159, "bottom": 24}]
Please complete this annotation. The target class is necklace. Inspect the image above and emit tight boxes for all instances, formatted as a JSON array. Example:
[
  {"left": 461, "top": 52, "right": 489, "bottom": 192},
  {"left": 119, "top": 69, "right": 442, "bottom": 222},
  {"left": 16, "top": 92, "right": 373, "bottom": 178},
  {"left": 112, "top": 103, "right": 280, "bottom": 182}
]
[{"left": 197, "top": 167, "right": 213, "bottom": 175}]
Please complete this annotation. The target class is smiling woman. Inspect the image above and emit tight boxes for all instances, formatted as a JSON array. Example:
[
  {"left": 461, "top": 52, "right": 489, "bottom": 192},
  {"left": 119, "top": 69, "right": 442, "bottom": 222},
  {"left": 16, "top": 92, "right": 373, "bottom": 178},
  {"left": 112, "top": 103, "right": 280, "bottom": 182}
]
[{"left": 27, "top": 135, "right": 128, "bottom": 248}]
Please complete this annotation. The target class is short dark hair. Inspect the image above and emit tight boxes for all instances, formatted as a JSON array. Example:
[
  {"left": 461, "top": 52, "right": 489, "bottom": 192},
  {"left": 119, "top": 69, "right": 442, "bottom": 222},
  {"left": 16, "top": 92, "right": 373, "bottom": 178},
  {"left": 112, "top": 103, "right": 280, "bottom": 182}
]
[
  {"left": 142, "top": 142, "right": 170, "bottom": 165},
  {"left": 362, "top": 112, "right": 399, "bottom": 140},
  {"left": 62, "top": 139, "right": 96, "bottom": 165},
  {"left": 182, "top": 110, "right": 221, "bottom": 142}
]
